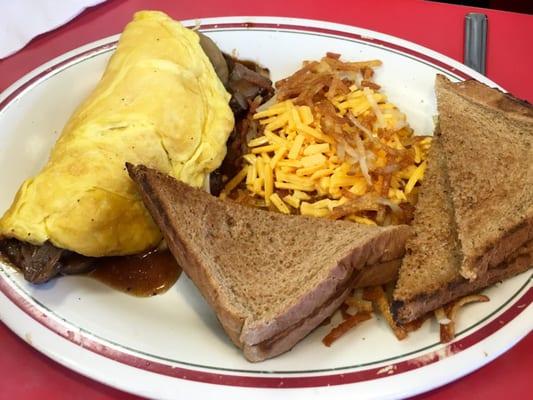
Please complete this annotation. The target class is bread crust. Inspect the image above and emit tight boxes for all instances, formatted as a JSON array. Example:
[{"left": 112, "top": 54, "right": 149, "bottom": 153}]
[
  {"left": 127, "top": 164, "right": 247, "bottom": 346},
  {"left": 393, "top": 81, "right": 533, "bottom": 323},
  {"left": 240, "top": 226, "right": 409, "bottom": 346},
  {"left": 127, "top": 164, "right": 411, "bottom": 361},
  {"left": 435, "top": 75, "right": 533, "bottom": 122},
  {"left": 244, "top": 285, "right": 352, "bottom": 362},
  {"left": 393, "top": 240, "right": 532, "bottom": 324},
  {"left": 435, "top": 74, "right": 533, "bottom": 280},
  {"left": 393, "top": 138, "right": 463, "bottom": 314},
  {"left": 353, "top": 258, "right": 401, "bottom": 288}
]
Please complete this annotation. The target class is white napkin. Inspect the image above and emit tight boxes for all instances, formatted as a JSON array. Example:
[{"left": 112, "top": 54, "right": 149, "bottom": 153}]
[{"left": 0, "top": 0, "right": 107, "bottom": 59}]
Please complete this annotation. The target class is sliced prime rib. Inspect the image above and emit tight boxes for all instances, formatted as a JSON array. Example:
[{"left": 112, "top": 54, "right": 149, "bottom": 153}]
[{"left": 0, "top": 239, "right": 95, "bottom": 283}]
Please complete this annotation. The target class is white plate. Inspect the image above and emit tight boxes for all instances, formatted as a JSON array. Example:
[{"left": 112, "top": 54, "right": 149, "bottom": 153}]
[{"left": 0, "top": 16, "right": 531, "bottom": 400}]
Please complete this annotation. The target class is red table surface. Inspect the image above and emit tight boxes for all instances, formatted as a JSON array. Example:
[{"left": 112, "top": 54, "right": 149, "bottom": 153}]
[{"left": 0, "top": 0, "right": 531, "bottom": 399}]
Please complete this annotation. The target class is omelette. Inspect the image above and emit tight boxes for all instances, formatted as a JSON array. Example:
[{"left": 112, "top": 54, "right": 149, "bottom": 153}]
[{"left": 0, "top": 11, "right": 234, "bottom": 257}]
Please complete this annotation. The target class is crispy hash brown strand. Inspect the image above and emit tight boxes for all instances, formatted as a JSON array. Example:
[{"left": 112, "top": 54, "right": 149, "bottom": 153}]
[
  {"left": 323, "top": 285, "right": 429, "bottom": 346},
  {"left": 344, "top": 296, "right": 373, "bottom": 313},
  {"left": 221, "top": 53, "right": 430, "bottom": 226},
  {"left": 322, "top": 289, "right": 490, "bottom": 346},
  {"left": 439, "top": 294, "right": 489, "bottom": 343},
  {"left": 322, "top": 311, "right": 373, "bottom": 347},
  {"left": 275, "top": 54, "right": 382, "bottom": 105},
  {"left": 363, "top": 285, "right": 407, "bottom": 340}
]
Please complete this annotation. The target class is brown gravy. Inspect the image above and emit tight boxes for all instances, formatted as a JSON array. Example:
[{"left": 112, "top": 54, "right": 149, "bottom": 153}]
[{"left": 88, "top": 249, "right": 181, "bottom": 297}]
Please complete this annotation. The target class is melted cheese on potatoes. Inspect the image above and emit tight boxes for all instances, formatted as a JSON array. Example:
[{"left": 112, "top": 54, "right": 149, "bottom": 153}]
[{"left": 0, "top": 11, "right": 234, "bottom": 256}]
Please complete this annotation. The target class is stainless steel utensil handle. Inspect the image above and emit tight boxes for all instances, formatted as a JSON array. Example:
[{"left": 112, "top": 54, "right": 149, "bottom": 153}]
[{"left": 464, "top": 13, "right": 488, "bottom": 75}]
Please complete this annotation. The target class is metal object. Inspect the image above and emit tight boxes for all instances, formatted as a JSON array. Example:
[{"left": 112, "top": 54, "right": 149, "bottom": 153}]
[{"left": 464, "top": 13, "right": 488, "bottom": 75}]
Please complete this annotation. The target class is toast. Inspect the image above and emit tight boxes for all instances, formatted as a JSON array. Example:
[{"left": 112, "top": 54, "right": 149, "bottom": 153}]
[
  {"left": 392, "top": 137, "right": 532, "bottom": 323},
  {"left": 127, "top": 163, "right": 411, "bottom": 361},
  {"left": 435, "top": 75, "right": 533, "bottom": 280}
]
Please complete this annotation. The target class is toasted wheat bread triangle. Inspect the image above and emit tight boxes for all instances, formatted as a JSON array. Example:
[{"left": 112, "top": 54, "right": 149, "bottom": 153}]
[
  {"left": 127, "top": 164, "right": 411, "bottom": 361},
  {"left": 392, "top": 137, "right": 532, "bottom": 323},
  {"left": 435, "top": 75, "right": 533, "bottom": 280}
]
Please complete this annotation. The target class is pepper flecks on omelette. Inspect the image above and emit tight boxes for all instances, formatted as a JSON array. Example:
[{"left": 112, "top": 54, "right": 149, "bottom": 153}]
[{"left": 0, "top": 11, "right": 234, "bottom": 257}]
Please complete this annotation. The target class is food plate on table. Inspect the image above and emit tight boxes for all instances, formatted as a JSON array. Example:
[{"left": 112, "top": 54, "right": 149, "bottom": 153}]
[{"left": 0, "top": 16, "right": 531, "bottom": 400}]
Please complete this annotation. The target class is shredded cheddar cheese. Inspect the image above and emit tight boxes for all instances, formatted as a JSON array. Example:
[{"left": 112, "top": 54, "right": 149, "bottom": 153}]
[{"left": 222, "top": 55, "right": 432, "bottom": 226}]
